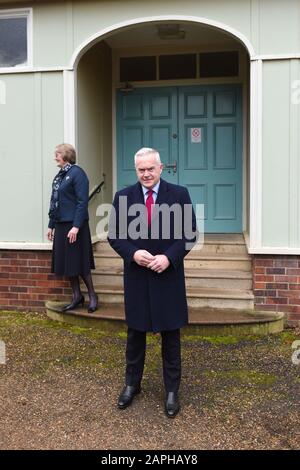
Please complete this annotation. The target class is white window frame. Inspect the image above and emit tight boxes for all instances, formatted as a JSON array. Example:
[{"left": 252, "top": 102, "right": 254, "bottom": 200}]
[{"left": 0, "top": 8, "right": 33, "bottom": 70}]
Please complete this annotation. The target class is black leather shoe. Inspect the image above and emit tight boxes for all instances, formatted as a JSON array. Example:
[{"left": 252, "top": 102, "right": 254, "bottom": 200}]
[
  {"left": 117, "top": 385, "right": 141, "bottom": 409},
  {"left": 165, "top": 392, "right": 180, "bottom": 418},
  {"left": 87, "top": 294, "right": 98, "bottom": 313},
  {"left": 62, "top": 295, "right": 84, "bottom": 312}
]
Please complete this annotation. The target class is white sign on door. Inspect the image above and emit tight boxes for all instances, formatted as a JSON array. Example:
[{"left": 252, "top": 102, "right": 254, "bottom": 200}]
[{"left": 191, "top": 127, "right": 201, "bottom": 143}]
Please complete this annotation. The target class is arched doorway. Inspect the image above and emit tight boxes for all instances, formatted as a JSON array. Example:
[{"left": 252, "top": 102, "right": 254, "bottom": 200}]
[{"left": 71, "top": 16, "right": 253, "bottom": 236}]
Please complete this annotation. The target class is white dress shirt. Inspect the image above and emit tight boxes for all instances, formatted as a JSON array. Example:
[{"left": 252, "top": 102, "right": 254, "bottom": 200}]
[{"left": 141, "top": 180, "right": 160, "bottom": 204}]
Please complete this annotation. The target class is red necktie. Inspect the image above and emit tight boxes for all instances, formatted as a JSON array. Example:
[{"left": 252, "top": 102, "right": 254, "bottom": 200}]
[{"left": 146, "top": 189, "right": 154, "bottom": 225}]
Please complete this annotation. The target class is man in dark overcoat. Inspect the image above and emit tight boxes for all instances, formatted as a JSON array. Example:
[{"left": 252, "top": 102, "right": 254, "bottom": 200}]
[{"left": 108, "top": 147, "right": 198, "bottom": 417}]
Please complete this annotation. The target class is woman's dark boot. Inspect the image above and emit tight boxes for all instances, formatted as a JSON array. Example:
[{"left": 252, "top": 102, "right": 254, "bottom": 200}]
[
  {"left": 81, "top": 273, "right": 99, "bottom": 313},
  {"left": 62, "top": 276, "right": 84, "bottom": 311}
]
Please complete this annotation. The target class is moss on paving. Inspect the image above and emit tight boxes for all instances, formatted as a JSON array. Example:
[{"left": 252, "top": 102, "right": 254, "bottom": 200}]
[
  {"left": 183, "top": 334, "right": 241, "bottom": 345},
  {"left": 0, "top": 310, "right": 300, "bottom": 450},
  {"left": 0, "top": 310, "right": 299, "bottom": 374},
  {"left": 203, "top": 369, "right": 277, "bottom": 386}
]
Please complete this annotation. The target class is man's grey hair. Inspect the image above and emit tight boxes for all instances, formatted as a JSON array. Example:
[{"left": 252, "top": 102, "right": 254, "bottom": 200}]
[{"left": 134, "top": 147, "right": 161, "bottom": 165}]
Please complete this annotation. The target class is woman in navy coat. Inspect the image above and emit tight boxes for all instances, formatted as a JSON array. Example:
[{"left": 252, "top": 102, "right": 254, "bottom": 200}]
[{"left": 47, "top": 143, "right": 98, "bottom": 313}]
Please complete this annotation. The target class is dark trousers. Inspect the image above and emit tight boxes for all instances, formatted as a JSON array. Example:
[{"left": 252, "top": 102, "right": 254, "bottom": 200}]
[{"left": 125, "top": 328, "right": 181, "bottom": 393}]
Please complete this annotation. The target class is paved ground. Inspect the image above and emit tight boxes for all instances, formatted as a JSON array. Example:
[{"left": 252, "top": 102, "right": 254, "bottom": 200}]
[{"left": 0, "top": 310, "right": 299, "bottom": 450}]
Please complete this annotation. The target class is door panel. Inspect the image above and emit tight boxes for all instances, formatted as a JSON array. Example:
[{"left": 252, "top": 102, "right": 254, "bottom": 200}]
[
  {"left": 117, "top": 87, "right": 178, "bottom": 188},
  {"left": 178, "top": 85, "right": 242, "bottom": 232},
  {"left": 117, "top": 85, "right": 243, "bottom": 232}
]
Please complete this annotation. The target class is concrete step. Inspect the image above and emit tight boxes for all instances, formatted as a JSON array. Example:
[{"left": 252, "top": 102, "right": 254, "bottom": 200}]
[
  {"left": 186, "top": 286, "right": 254, "bottom": 309},
  {"left": 93, "top": 252, "right": 252, "bottom": 271},
  {"left": 45, "top": 301, "right": 284, "bottom": 336},
  {"left": 184, "top": 256, "right": 252, "bottom": 271},
  {"left": 94, "top": 234, "right": 247, "bottom": 254},
  {"left": 183, "top": 269, "right": 252, "bottom": 289},
  {"left": 94, "top": 233, "right": 246, "bottom": 248},
  {"left": 192, "top": 243, "right": 248, "bottom": 255},
  {"left": 91, "top": 267, "right": 253, "bottom": 290},
  {"left": 82, "top": 284, "right": 254, "bottom": 310},
  {"left": 91, "top": 234, "right": 253, "bottom": 310},
  {"left": 94, "top": 238, "right": 249, "bottom": 255}
]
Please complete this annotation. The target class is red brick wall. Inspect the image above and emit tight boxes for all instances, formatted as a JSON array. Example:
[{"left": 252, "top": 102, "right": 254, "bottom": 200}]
[
  {"left": 253, "top": 255, "right": 300, "bottom": 327},
  {"left": 2, "top": 250, "right": 300, "bottom": 327},
  {"left": 0, "top": 250, "right": 71, "bottom": 312}
]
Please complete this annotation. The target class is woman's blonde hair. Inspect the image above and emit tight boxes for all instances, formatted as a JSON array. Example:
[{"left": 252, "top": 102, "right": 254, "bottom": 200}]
[{"left": 55, "top": 143, "right": 76, "bottom": 164}]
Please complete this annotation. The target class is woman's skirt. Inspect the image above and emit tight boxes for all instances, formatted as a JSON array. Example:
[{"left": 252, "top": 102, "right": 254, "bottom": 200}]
[{"left": 52, "top": 220, "right": 95, "bottom": 277}]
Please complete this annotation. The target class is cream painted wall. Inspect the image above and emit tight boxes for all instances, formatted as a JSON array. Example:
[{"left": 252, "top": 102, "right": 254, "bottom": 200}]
[
  {"left": 0, "top": 0, "right": 300, "bottom": 249},
  {"left": 21, "top": 0, "right": 300, "bottom": 68},
  {"left": 0, "top": 72, "right": 64, "bottom": 243},
  {"left": 245, "top": 60, "right": 251, "bottom": 237},
  {"left": 258, "top": 0, "right": 300, "bottom": 55},
  {"left": 1, "top": 0, "right": 297, "bottom": 68},
  {"left": 262, "top": 59, "right": 300, "bottom": 248},
  {"left": 77, "top": 40, "right": 112, "bottom": 238}
]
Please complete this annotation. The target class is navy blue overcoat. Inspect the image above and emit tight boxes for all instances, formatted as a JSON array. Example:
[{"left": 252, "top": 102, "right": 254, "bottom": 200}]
[
  {"left": 108, "top": 179, "right": 198, "bottom": 332},
  {"left": 48, "top": 165, "right": 89, "bottom": 229}
]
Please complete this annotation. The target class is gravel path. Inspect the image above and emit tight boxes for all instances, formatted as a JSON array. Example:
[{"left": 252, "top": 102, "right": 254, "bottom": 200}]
[{"left": 0, "top": 311, "right": 299, "bottom": 450}]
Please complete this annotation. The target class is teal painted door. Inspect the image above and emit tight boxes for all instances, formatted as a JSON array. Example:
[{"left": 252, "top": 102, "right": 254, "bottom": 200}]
[{"left": 117, "top": 85, "right": 243, "bottom": 233}]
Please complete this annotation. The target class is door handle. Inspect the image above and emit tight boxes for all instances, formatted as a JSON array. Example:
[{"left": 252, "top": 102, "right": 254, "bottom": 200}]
[{"left": 164, "top": 161, "right": 177, "bottom": 174}]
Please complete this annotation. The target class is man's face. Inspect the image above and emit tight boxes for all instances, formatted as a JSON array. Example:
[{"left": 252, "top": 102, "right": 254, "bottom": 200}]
[{"left": 135, "top": 153, "right": 163, "bottom": 189}]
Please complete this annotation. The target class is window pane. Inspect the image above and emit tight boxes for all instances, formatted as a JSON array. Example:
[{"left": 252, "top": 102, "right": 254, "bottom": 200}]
[
  {"left": 0, "top": 17, "right": 27, "bottom": 67},
  {"left": 120, "top": 56, "right": 156, "bottom": 82},
  {"left": 159, "top": 54, "right": 196, "bottom": 80},
  {"left": 200, "top": 51, "right": 239, "bottom": 78}
]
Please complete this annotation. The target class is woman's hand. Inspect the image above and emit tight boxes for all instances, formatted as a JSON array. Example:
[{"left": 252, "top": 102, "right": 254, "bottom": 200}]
[
  {"left": 67, "top": 227, "right": 79, "bottom": 243},
  {"left": 47, "top": 228, "right": 55, "bottom": 241}
]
